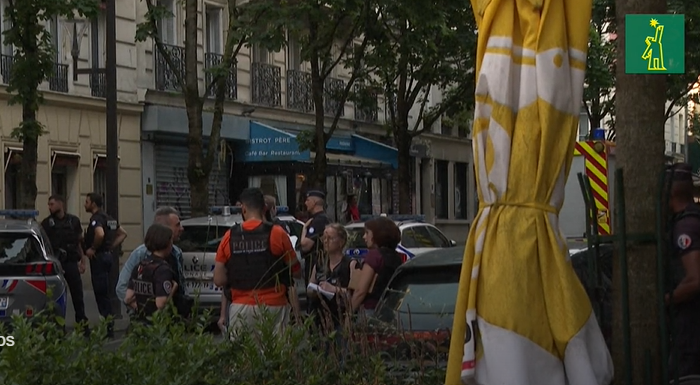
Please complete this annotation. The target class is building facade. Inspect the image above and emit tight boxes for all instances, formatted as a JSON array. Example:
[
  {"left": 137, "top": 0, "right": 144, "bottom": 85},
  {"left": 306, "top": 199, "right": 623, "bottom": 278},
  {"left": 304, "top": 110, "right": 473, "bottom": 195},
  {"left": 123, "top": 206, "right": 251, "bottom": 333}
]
[
  {"left": 0, "top": 0, "right": 143, "bottom": 255},
  {"left": 134, "top": 0, "right": 477, "bottom": 237}
]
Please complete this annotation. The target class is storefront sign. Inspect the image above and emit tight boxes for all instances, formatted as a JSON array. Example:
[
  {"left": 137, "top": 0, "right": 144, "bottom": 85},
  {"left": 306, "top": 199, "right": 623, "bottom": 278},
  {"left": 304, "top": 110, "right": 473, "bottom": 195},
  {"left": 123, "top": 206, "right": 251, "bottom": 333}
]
[
  {"left": 236, "top": 122, "right": 311, "bottom": 162},
  {"left": 326, "top": 136, "right": 354, "bottom": 152}
]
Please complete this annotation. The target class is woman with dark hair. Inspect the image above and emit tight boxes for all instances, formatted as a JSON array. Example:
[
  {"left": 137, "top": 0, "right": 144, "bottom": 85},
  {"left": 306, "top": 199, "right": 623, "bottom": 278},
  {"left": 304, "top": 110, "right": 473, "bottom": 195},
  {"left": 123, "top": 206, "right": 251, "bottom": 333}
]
[
  {"left": 350, "top": 217, "right": 403, "bottom": 315},
  {"left": 124, "top": 224, "right": 178, "bottom": 321}
]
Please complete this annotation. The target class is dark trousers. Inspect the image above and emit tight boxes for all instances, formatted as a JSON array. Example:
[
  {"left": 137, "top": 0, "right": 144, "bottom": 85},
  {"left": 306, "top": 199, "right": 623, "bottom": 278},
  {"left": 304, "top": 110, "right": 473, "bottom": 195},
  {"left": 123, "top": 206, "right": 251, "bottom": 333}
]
[
  {"left": 90, "top": 251, "right": 114, "bottom": 336},
  {"left": 62, "top": 260, "right": 87, "bottom": 324},
  {"left": 669, "top": 308, "right": 700, "bottom": 379}
]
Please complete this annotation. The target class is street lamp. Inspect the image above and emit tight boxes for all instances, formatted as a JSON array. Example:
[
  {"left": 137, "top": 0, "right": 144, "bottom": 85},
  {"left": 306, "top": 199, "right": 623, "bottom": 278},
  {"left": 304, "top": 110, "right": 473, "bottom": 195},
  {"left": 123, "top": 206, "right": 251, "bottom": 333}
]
[{"left": 61, "top": 1, "right": 121, "bottom": 319}]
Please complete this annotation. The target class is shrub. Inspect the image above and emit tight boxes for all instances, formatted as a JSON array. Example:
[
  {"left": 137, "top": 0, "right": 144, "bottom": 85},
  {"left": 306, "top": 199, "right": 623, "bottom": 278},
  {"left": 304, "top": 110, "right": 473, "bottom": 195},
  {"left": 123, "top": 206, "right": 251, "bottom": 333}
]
[{"left": 0, "top": 303, "right": 445, "bottom": 385}]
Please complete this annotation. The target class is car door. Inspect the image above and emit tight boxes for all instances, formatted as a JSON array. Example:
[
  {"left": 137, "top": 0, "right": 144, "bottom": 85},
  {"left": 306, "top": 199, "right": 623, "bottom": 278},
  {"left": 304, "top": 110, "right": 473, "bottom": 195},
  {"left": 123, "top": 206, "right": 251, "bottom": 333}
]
[{"left": 406, "top": 225, "right": 443, "bottom": 255}]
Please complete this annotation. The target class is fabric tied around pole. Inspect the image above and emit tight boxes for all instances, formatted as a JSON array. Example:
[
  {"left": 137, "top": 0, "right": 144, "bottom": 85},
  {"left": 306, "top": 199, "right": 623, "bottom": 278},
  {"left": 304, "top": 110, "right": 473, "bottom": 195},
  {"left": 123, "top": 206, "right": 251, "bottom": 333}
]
[{"left": 445, "top": 0, "right": 614, "bottom": 384}]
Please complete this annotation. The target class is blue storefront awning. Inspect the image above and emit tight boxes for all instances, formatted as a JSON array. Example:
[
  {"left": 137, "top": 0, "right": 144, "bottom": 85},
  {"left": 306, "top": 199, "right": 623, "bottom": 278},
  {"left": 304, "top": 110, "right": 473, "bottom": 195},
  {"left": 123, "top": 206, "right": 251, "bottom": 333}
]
[
  {"left": 235, "top": 122, "right": 311, "bottom": 162},
  {"left": 352, "top": 134, "right": 398, "bottom": 168}
]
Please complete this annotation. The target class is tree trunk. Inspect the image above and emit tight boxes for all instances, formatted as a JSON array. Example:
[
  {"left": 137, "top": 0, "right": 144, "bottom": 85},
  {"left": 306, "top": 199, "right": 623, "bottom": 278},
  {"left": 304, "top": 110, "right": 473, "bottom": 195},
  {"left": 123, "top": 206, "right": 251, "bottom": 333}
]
[
  {"left": 395, "top": 128, "right": 413, "bottom": 214},
  {"left": 614, "top": 0, "right": 667, "bottom": 383},
  {"left": 308, "top": 18, "right": 328, "bottom": 191},
  {"left": 19, "top": 107, "right": 38, "bottom": 210}
]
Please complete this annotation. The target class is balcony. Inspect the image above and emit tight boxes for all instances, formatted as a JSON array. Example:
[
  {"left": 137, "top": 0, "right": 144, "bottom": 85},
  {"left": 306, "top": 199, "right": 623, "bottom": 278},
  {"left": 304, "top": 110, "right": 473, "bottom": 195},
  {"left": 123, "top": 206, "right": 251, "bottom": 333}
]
[
  {"left": 0, "top": 53, "right": 13, "bottom": 84},
  {"left": 154, "top": 43, "right": 185, "bottom": 92},
  {"left": 204, "top": 52, "right": 237, "bottom": 100},
  {"left": 48, "top": 63, "right": 69, "bottom": 93},
  {"left": 251, "top": 62, "right": 281, "bottom": 107},
  {"left": 90, "top": 72, "right": 106, "bottom": 98},
  {"left": 353, "top": 84, "right": 378, "bottom": 123},
  {"left": 324, "top": 77, "right": 345, "bottom": 116},
  {"left": 287, "top": 69, "right": 313, "bottom": 113}
]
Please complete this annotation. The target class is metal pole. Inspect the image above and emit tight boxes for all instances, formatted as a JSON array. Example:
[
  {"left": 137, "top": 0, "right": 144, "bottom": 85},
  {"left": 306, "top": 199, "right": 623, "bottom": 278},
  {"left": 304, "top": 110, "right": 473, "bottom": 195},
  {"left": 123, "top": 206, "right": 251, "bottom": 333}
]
[{"left": 105, "top": 0, "right": 121, "bottom": 318}]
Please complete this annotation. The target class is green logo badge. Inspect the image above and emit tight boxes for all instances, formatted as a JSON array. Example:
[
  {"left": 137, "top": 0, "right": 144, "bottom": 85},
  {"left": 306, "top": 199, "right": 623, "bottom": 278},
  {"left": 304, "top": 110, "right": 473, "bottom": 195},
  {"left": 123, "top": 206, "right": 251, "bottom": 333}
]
[{"left": 625, "top": 14, "right": 685, "bottom": 74}]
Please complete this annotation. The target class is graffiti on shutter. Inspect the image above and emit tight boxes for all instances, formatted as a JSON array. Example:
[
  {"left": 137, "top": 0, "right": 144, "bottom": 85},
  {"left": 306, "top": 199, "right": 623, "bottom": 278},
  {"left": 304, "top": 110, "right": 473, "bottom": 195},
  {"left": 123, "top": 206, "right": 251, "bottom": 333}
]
[{"left": 155, "top": 144, "right": 231, "bottom": 219}]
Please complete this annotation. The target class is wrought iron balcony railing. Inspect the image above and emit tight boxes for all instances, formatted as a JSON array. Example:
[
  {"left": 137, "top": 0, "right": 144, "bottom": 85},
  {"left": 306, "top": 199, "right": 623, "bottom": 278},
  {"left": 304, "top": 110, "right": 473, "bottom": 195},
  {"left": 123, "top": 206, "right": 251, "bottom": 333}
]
[
  {"left": 48, "top": 63, "right": 69, "bottom": 93},
  {"left": 154, "top": 43, "right": 185, "bottom": 92},
  {"left": 90, "top": 72, "right": 106, "bottom": 97},
  {"left": 286, "top": 69, "right": 313, "bottom": 113},
  {"left": 251, "top": 62, "right": 281, "bottom": 107},
  {"left": 324, "top": 77, "right": 345, "bottom": 117},
  {"left": 204, "top": 52, "right": 237, "bottom": 100},
  {"left": 0, "top": 53, "right": 14, "bottom": 84},
  {"left": 353, "top": 84, "right": 378, "bottom": 123}
]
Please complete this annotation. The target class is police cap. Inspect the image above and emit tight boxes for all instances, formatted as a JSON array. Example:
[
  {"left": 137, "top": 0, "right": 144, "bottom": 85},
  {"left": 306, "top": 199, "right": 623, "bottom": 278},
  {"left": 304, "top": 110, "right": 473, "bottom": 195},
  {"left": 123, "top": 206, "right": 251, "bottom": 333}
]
[
  {"left": 667, "top": 162, "right": 694, "bottom": 182},
  {"left": 306, "top": 190, "right": 325, "bottom": 200}
]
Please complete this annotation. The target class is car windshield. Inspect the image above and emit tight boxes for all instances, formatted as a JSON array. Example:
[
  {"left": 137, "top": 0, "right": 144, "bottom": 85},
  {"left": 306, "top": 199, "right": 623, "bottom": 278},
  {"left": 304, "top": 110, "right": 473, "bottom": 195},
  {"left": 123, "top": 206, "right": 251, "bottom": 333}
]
[
  {"left": 0, "top": 232, "right": 44, "bottom": 264},
  {"left": 346, "top": 227, "right": 367, "bottom": 249},
  {"left": 375, "top": 267, "right": 460, "bottom": 331},
  {"left": 176, "top": 225, "right": 229, "bottom": 253}
]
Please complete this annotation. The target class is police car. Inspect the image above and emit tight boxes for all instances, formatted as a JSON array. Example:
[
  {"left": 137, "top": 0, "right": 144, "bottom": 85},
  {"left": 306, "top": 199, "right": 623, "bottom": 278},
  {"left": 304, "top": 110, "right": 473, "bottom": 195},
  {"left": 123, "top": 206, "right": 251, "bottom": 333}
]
[
  {"left": 0, "top": 210, "right": 68, "bottom": 324},
  {"left": 176, "top": 206, "right": 305, "bottom": 315},
  {"left": 344, "top": 215, "right": 458, "bottom": 262}
]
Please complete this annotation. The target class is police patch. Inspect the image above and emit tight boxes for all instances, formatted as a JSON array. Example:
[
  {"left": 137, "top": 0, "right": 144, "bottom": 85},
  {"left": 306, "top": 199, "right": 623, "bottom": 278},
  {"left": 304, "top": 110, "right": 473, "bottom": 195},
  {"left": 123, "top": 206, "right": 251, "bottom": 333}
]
[
  {"left": 163, "top": 281, "right": 172, "bottom": 294},
  {"left": 91, "top": 220, "right": 96, "bottom": 226},
  {"left": 107, "top": 220, "right": 118, "bottom": 230},
  {"left": 678, "top": 234, "right": 692, "bottom": 250},
  {"left": 308, "top": 227, "right": 315, "bottom": 235}
]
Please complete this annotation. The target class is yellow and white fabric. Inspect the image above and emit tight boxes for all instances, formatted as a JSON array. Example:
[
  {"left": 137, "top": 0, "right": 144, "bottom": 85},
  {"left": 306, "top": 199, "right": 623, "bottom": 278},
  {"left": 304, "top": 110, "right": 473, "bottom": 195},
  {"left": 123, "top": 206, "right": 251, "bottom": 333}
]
[{"left": 446, "top": 0, "right": 614, "bottom": 384}]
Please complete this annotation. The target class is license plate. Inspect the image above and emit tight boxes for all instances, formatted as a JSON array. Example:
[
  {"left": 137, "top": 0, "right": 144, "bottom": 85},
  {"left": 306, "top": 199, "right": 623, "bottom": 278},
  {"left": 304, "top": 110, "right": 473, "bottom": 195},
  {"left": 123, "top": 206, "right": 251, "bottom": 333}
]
[
  {"left": 0, "top": 297, "right": 7, "bottom": 310},
  {"left": 185, "top": 281, "right": 217, "bottom": 292}
]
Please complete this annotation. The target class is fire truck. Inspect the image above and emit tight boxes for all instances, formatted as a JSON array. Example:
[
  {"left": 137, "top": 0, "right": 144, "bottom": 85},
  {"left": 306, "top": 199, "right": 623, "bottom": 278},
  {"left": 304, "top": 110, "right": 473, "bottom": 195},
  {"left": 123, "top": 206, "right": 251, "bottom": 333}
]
[{"left": 560, "top": 140, "right": 617, "bottom": 239}]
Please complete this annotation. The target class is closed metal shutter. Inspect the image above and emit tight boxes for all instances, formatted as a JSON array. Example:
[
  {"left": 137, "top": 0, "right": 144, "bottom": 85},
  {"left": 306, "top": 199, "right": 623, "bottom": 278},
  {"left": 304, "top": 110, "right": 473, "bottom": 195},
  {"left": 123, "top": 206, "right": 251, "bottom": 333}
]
[{"left": 154, "top": 144, "right": 231, "bottom": 219}]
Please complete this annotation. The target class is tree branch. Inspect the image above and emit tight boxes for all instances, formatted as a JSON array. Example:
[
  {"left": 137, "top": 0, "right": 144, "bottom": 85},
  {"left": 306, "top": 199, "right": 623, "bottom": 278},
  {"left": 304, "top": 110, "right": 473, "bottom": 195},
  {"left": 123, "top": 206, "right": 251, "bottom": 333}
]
[
  {"left": 321, "top": 11, "right": 362, "bottom": 80},
  {"left": 665, "top": 82, "right": 695, "bottom": 120},
  {"left": 411, "top": 85, "right": 470, "bottom": 137},
  {"left": 319, "top": 11, "right": 346, "bottom": 75},
  {"left": 145, "top": 0, "right": 187, "bottom": 93},
  {"left": 409, "top": 86, "right": 431, "bottom": 133}
]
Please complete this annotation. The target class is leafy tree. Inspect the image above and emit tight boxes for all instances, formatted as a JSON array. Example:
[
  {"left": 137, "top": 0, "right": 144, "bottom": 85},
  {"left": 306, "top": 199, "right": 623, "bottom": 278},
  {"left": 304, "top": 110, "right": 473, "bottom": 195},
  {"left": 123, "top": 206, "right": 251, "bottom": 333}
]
[
  {"left": 1, "top": 0, "right": 98, "bottom": 209},
  {"left": 274, "top": 0, "right": 377, "bottom": 190},
  {"left": 135, "top": 0, "right": 282, "bottom": 217},
  {"left": 583, "top": 0, "right": 616, "bottom": 134},
  {"left": 613, "top": 0, "right": 667, "bottom": 383},
  {"left": 665, "top": 0, "right": 700, "bottom": 122},
  {"left": 363, "top": 0, "right": 477, "bottom": 214}
]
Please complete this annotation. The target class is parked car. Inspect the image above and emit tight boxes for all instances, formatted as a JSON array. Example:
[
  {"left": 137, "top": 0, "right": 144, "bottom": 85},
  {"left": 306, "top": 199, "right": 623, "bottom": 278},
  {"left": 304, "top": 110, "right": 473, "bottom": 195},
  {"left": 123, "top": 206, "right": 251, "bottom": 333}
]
[
  {"left": 0, "top": 210, "right": 68, "bottom": 325},
  {"left": 364, "top": 240, "right": 612, "bottom": 367},
  {"left": 345, "top": 216, "right": 458, "bottom": 261},
  {"left": 177, "top": 206, "right": 306, "bottom": 317}
]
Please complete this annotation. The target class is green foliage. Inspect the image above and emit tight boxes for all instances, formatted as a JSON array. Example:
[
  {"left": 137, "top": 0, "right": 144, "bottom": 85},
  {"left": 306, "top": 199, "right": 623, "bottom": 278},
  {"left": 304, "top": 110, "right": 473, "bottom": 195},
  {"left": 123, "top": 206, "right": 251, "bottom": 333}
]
[
  {"left": 1, "top": 0, "right": 97, "bottom": 140},
  {"left": 0, "top": 304, "right": 445, "bottom": 384},
  {"left": 583, "top": 0, "right": 616, "bottom": 133},
  {"left": 665, "top": 0, "right": 700, "bottom": 120},
  {"left": 364, "top": 0, "right": 477, "bottom": 137},
  {"left": 296, "top": 129, "right": 316, "bottom": 152}
]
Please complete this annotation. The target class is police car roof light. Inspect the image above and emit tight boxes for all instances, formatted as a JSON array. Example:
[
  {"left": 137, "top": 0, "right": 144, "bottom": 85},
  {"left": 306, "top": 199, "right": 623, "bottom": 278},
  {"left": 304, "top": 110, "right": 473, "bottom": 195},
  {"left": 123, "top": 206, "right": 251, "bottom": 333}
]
[
  {"left": 0, "top": 209, "right": 40, "bottom": 218},
  {"left": 358, "top": 214, "right": 425, "bottom": 222},
  {"left": 276, "top": 205, "right": 289, "bottom": 213}
]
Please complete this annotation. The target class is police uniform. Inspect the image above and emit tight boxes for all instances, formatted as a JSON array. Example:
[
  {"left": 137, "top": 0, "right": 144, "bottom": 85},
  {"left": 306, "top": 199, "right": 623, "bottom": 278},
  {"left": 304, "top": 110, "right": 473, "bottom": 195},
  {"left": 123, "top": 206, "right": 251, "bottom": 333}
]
[
  {"left": 226, "top": 221, "right": 286, "bottom": 291},
  {"left": 127, "top": 257, "right": 176, "bottom": 321},
  {"left": 666, "top": 163, "right": 700, "bottom": 377},
  {"left": 41, "top": 213, "right": 87, "bottom": 324},
  {"left": 302, "top": 190, "right": 331, "bottom": 287},
  {"left": 84, "top": 209, "right": 119, "bottom": 332}
]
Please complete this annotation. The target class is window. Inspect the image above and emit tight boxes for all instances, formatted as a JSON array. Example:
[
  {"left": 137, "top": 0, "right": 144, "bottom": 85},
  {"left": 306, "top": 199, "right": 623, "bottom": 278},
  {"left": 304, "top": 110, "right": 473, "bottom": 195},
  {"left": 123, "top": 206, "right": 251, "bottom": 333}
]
[
  {"left": 253, "top": 45, "right": 270, "bottom": 64},
  {"left": 248, "top": 175, "right": 288, "bottom": 207},
  {"left": 578, "top": 112, "right": 590, "bottom": 141},
  {"left": 0, "top": 233, "right": 45, "bottom": 264},
  {"left": 177, "top": 225, "right": 229, "bottom": 252},
  {"left": 435, "top": 160, "right": 449, "bottom": 219},
  {"left": 3, "top": 147, "right": 20, "bottom": 209},
  {"left": 90, "top": 10, "right": 106, "bottom": 69},
  {"left": 375, "top": 267, "right": 461, "bottom": 330},
  {"left": 51, "top": 150, "right": 79, "bottom": 212},
  {"left": 454, "top": 162, "right": 468, "bottom": 219},
  {"left": 205, "top": 6, "right": 222, "bottom": 54},
  {"left": 287, "top": 35, "right": 301, "bottom": 70},
  {"left": 47, "top": 15, "right": 60, "bottom": 61},
  {"left": 426, "top": 226, "right": 452, "bottom": 247},
  {"left": 405, "top": 225, "right": 444, "bottom": 248},
  {"left": 158, "top": 0, "right": 176, "bottom": 44},
  {"left": 0, "top": 1, "right": 12, "bottom": 56},
  {"left": 92, "top": 153, "right": 117, "bottom": 212}
]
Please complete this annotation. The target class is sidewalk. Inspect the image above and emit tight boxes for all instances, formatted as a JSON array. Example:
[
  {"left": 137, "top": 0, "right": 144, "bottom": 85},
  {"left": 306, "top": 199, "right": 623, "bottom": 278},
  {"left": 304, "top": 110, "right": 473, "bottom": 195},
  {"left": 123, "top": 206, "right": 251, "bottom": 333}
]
[{"left": 65, "top": 289, "right": 131, "bottom": 333}]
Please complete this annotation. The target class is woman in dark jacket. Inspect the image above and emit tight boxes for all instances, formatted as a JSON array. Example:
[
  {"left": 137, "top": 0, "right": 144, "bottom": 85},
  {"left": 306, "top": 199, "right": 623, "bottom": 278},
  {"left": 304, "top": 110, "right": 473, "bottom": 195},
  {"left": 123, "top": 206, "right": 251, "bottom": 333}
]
[{"left": 350, "top": 217, "right": 403, "bottom": 316}]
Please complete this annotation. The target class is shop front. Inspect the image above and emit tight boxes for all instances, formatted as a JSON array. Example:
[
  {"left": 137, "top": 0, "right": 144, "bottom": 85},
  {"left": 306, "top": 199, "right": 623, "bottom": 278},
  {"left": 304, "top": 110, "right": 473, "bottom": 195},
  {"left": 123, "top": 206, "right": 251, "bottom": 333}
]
[
  {"left": 140, "top": 105, "right": 249, "bottom": 223},
  {"left": 233, "top": 121, "right": 399, "bottom": 221}
]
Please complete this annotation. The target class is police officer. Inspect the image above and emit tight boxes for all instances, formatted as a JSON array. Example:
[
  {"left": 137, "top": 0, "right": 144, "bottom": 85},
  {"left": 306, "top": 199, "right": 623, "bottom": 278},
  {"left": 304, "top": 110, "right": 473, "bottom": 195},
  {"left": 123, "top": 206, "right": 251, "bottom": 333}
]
[
  {"left": 664, "top": 163, "right": 700, "bottom": 379},
  {"left": 300, "top": 190, "right": 330, "bottom": 287},
  {"left": 41, "top": 195, "right": 88, "bottom": 326},
  {"left": 83, "top": 192, "right": 128, "bottom": 338},
  {"left": 124, "top": 224, "right": 178, "bottom": 323}
]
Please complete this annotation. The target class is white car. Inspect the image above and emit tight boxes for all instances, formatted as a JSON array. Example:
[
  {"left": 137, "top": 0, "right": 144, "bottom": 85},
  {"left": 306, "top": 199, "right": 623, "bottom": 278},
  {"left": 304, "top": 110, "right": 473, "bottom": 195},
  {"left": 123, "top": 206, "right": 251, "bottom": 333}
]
[
  {"left": 176, "top": 206, "right": 306, "bottom": 317},
  {"left": 345, "top": 217, "right": 458, "bottom": 260}
]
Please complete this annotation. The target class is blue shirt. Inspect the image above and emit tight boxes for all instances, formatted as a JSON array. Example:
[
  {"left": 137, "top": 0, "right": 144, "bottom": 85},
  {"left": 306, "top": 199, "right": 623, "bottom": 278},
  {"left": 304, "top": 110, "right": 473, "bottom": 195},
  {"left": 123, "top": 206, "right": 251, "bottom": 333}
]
[{"left": 116, "top": 244, "right": 184, "bottom": 302}]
